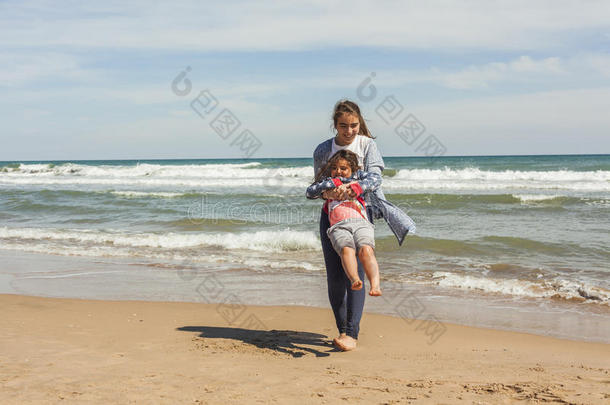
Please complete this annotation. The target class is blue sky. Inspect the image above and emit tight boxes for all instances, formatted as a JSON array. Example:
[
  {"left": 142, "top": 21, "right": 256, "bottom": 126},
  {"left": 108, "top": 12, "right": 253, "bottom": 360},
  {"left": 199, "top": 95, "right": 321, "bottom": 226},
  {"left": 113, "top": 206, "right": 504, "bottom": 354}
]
[{"left": 1, "top": 0, "right": 610, "bottom": 160}]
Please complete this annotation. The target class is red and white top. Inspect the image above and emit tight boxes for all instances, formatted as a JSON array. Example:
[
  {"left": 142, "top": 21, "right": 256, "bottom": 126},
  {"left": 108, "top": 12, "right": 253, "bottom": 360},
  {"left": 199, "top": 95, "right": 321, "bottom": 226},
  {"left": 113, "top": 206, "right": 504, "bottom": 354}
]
[{"left": 324, "top": 178, "right": 368, "bottom": 226}]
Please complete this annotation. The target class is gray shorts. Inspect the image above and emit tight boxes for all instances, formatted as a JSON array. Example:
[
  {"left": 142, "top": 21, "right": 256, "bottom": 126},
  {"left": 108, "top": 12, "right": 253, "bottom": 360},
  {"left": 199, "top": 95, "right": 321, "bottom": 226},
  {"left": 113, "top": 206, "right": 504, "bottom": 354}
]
[{"left": 327, "top": 218, "right": 375, "bottom": 254}]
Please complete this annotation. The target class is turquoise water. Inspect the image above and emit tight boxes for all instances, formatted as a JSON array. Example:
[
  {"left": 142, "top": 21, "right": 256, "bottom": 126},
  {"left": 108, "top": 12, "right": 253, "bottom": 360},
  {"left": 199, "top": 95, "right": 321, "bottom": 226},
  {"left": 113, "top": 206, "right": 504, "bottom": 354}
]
[{"left": 1, "top": 155, "right": 609, "bottom": 341}]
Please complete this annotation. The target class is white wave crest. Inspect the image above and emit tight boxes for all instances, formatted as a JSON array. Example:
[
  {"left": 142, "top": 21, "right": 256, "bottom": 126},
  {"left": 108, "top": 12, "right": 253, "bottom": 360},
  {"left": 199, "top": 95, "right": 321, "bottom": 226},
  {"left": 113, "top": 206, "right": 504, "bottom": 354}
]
[
  {"left": 432, "top": 271, "right": 610, "bottom": 303},
  {"left": 3, "top": 163, "right": 609, "bottom": 194},
  {"left": 583, "top": 198, "right": 610, "bottom": 208},
  {"left": 1, "top": 242, "right": 321, "bottom": 273},
  {"left": 2, "top": 162, "right": 310, "bottom": 179},
  {"left": 0, "top": 227, "right": 320, "bottom": 253},
  {"left": 385, "top": 168, "right": 610, "bottom": 192},
  {"left": 0, "top": 162, "right": 314, "bottom": 190},
  {"left": 110, "top": 191, "right": 188, "bottom": 198},
  {"left": 512, "top": 194, "right": 560, "bottom": 202}
]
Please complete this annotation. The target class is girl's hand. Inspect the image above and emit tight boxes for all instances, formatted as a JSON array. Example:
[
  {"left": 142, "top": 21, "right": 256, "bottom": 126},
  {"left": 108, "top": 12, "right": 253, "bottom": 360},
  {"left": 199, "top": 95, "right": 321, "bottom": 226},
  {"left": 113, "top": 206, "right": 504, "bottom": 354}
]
[
  {"left": 323, "top": 188, "right": 347, "bottom": 200},
  {"left": 343, "top": 182, "right": 357, "bottom": 198},
  {"left": 322, "top": 189, "right": 339, "bottom": 200},
  {"left": 335, "top": 184, "right": 349, "bottom": 195},
  {"left": 335, "top": 184, "right": 356, "bottom": 199},
  {"left": 322, "top": 184, "right": 356, "bottom": 200}
]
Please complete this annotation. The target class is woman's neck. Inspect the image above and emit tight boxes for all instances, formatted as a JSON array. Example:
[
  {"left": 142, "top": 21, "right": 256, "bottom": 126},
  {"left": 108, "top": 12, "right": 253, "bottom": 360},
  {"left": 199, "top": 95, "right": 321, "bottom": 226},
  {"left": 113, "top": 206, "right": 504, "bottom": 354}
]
[{"left": 334, "top": 135, "right": 356, "bottom": 146}]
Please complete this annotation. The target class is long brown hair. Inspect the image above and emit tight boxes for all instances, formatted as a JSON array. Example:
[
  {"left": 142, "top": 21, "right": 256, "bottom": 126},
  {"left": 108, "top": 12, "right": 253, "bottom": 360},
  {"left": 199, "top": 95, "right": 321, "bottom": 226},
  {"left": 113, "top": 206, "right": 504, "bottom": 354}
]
[
  {"left": 315, "top": 150, "right": 360, "bottom": 182},
  {"left": 332, "top": 99, "right": 374, "bottom": 138}
]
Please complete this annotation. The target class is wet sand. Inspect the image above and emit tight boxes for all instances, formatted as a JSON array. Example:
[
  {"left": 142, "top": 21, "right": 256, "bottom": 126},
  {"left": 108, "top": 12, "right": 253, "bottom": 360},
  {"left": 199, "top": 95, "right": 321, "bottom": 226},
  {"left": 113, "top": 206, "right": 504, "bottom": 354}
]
[{"left": 1, "top": 294, "right": 609, "bottom": 404}]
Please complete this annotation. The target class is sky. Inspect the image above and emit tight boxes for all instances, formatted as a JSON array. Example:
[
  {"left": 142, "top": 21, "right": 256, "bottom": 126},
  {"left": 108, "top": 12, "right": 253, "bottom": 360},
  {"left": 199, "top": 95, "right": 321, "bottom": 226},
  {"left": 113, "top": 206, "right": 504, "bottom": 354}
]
[{"left": 1, "top": 0, "right": 610, "bottom": 160}]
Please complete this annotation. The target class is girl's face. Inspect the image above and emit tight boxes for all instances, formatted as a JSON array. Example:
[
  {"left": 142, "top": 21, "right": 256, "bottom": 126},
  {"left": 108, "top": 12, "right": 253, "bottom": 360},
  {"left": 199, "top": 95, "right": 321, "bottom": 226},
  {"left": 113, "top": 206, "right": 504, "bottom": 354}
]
[
  {"left": 330, "top": 158, "right": 353, "bottom": 178},
  {"left": 334, "top": 113, "right": 360, "bottom": 146}
]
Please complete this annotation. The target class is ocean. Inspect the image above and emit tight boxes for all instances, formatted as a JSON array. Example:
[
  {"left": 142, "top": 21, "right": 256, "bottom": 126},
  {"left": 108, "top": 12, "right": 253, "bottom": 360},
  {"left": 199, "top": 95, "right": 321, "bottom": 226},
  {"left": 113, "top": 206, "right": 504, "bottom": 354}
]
[{"left": 1, "top": 155, "right": 609, "bottom": 342}]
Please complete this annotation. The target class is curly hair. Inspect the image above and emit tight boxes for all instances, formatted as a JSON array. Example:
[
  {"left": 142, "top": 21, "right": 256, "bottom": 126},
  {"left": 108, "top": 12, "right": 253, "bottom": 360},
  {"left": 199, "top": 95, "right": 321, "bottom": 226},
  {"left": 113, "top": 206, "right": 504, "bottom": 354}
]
[{"left": 315, "top": 150, "right": 360, "bottom": 182}]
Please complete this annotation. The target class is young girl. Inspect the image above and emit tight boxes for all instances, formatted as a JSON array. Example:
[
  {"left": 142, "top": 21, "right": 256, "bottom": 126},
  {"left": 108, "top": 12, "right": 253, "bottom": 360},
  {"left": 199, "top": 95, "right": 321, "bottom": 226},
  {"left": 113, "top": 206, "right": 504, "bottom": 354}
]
[{"left": 307, "top": 150, "right": 383, "bottom": 296}]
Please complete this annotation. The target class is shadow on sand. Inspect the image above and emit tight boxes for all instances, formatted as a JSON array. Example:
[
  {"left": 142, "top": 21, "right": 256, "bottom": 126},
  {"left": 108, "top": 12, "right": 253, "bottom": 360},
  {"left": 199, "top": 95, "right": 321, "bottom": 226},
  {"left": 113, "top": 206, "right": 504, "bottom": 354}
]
[{"left": 177, "top": 326, "right": 336, "bottom": 358}]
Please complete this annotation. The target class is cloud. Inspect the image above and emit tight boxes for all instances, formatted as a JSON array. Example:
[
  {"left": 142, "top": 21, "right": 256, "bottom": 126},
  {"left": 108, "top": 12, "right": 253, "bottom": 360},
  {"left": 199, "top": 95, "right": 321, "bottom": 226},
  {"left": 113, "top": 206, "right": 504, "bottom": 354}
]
[
  {"left": 578, "top": 53, "right": 610, "bottom": 77},
  {"left": 381, "top": 87, "right": 610, "bottom": 155},
  {"left": 429, "top": 56, "right": 565, "bottom": 89},
  {"left": 418, "top": 87, "right": 610, "bottom": 130},
  {"left": 1, "top": 0, "right": 609, "bottom": 52},
  {"left": 1, "top": 53, "right": 607, "bottom": 109},
  {"left": 0, "top": 52, "right": 103, "bottom": 86},
  {"left": 3, "top": 85, "right": 609, "bottom": 159},
  {"left": 361, "top": 53, "right": 610, "bottom": 90}
]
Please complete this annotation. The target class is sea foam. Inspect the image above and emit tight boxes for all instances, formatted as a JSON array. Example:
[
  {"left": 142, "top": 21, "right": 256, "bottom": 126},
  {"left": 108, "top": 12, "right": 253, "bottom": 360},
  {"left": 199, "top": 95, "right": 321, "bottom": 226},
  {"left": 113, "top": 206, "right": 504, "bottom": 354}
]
[
  {"left": 432, "top": 271, "right": 610, "bottom": 304},
  {"left": 2, "top": 162, "right": 609, "bottom": 193},
  {"left": 0, "top": 226, "right": 320, "bottom": 253}
]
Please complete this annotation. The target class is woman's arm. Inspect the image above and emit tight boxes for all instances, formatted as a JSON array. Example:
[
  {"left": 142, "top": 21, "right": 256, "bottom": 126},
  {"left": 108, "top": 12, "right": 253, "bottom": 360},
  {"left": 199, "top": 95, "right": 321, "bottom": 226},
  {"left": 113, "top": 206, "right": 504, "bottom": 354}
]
[
  {"left": 352, "top": 170, "right": 382, "bottom": 195},
  {"left": 364, "top": 140, "right": 384, "bottom": 177},
  {"left": 312, "top": 140, "right": 331, "bottom": 184},
  {"left": 338, "top": 170, "right": 381, "bottom": 199},
  {"left": 363, "top": 140, "right": 387, "bottom": 219}
]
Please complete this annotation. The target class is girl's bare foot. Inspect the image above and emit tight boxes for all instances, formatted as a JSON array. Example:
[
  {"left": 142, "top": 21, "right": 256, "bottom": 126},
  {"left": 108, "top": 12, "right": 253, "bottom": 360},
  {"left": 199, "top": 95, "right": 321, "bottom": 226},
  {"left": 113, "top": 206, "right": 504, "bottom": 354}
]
[
  {"left": 350, "top": 279, "right": 363, "bottom": 290},
  {"left": 333, "top": 335, "right": 357, "bottom": 351},
  {"left": 369, "top": 287, "right": 382, "bottom": 296}
]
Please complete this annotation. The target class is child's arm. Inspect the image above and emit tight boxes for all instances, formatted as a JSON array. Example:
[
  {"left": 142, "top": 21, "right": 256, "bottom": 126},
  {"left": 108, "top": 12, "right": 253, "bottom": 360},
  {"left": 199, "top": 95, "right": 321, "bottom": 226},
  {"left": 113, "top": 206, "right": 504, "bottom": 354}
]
[{"left": 306, "top": 177, "right": 343, "bottom": 199}]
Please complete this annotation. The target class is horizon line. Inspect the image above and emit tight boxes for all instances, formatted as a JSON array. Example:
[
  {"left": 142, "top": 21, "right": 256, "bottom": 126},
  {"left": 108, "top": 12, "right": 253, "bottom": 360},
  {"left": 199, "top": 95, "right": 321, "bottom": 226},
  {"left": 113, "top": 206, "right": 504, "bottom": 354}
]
[{"left": 1, "top": 152, "right": 609, "bottom": 164}]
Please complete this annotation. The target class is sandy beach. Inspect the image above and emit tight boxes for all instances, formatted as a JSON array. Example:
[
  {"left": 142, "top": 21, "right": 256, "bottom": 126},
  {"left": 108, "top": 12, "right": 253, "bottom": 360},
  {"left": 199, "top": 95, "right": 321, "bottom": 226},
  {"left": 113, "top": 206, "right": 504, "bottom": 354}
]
[{"left": 1, "top": 294, "right": 608, "bottom": 404}]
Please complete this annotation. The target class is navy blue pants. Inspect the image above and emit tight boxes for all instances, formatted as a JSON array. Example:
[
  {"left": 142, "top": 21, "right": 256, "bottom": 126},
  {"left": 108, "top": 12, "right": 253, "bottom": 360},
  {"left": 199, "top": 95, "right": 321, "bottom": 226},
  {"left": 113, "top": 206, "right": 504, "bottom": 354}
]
[{"left": 320, "top": 210, "right": 366, "bottom": 339}]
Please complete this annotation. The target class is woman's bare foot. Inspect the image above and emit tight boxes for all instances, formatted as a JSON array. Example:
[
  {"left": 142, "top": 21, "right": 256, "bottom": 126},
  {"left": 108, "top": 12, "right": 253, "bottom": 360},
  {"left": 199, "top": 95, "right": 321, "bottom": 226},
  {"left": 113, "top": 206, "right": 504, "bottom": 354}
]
[
  {"left": 332, "top": 333, "right": 345, "bottom": 350},
  {"left": 350, "top": 279, "right": 363, "bottom": 290},
  {"left": 333, "top": 335, "right": 357, "bottom": 351},
  {"left": 369, "top": 287, "right": 382, "bottom": 296}
]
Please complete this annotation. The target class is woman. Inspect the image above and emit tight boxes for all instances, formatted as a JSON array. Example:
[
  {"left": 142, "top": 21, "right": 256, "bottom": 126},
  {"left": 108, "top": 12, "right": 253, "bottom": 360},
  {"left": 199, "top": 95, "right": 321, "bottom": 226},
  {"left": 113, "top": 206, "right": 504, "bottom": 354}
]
[{"left": 309, "top": 99, "right": 386, "bottom": 351}]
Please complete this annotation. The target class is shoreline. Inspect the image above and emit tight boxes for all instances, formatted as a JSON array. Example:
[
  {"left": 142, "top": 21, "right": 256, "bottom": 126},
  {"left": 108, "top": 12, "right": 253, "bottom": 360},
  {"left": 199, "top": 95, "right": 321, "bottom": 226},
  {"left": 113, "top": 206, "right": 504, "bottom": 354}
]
[
  {"left": 5, "top": 290, "right": 610, "bottom": 346},
  {"left": 3, "top": 249, "right": 610, "bottom": 345},
  {"left": 2, "top": 293, "right": 609, "bottom": 403},
  {"left": 3, "top": 249, "right": 609, "bottom": 345}
]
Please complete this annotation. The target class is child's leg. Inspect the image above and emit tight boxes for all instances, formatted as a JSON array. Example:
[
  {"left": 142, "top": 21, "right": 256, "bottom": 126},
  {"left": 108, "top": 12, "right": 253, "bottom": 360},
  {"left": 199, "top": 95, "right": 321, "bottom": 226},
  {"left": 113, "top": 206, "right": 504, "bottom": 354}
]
[
  {"left": 352, "top": 219, "right": 381, "bottom": 296},
  {"left": 357, "top": 245, "right": 381, "bottom": 295},
  {"left": 340, "top": 247, "right": 362, "bottom": 290},
  {"left": 328, "top": 223, "right": 362, "bottom": 291}
]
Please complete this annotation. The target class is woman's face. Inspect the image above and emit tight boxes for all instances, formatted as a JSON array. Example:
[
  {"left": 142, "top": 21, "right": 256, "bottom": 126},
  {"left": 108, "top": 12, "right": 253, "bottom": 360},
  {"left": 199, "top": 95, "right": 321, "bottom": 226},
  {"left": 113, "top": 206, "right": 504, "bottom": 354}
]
[
  {"left": 334, "top": 113, "right": 360, "bottom": 146},
  {"left": 330, "top": 158, "right": 353, "bottom": 178}
]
